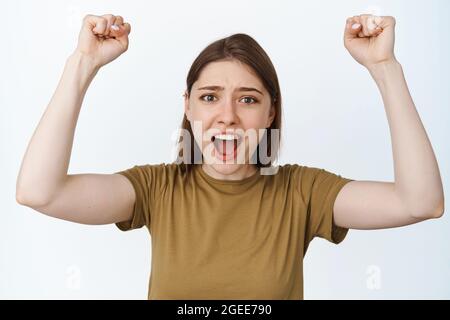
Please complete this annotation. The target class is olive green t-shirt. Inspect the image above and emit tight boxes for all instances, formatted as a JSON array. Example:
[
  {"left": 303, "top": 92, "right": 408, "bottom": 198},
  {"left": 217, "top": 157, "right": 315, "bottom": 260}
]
[{"left": 115, "top": 163, "right": 353, "bottom": 300}]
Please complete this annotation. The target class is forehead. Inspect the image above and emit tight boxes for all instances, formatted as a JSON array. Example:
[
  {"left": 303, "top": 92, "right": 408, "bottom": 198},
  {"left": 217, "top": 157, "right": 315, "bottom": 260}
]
[{"left": 194, "top": 60, "right": 265, "bottom": 90}]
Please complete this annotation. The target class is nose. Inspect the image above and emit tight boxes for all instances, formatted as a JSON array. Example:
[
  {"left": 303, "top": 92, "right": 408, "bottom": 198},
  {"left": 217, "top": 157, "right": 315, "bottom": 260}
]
[{"left": 217, "top": 97, "right": 239, "bottom": 126}]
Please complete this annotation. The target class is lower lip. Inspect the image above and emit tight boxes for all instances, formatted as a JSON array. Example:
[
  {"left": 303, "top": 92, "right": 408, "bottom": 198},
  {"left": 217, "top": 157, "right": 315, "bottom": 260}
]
[{"left": 213, "top": 141, "right": 238, "bottom": 162}]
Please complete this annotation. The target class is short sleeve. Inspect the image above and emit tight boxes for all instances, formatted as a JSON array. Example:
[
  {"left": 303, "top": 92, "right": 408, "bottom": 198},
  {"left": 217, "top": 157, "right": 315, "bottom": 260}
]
[
  {"left": 299, "top": 166, "right": 354, "bottom": 247},
  {"left": 114, "top": 164, "right": 160, "bottom": 232}
]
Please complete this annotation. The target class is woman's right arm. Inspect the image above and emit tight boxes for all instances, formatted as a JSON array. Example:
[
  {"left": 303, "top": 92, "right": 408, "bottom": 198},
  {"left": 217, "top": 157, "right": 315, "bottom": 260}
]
[{"left": 16, "top": 14, "right": 136, "bottom": 225}]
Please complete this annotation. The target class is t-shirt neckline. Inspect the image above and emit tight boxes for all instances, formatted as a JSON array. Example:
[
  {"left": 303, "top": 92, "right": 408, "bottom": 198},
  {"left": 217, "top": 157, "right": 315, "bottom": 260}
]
[{"left": 196, "top": 164, "right": 262, "bottom": 186}]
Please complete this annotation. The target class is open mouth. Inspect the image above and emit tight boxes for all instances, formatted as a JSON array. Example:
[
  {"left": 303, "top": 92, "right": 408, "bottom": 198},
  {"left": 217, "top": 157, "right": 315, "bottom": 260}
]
[{"left": 211, "top": 133, "right": 241, "bottom": 161}]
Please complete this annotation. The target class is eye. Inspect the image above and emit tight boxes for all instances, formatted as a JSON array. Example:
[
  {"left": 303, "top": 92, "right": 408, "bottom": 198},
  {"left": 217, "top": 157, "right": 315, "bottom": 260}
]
[
  {"left": 240, "top": 96, "right": 258, "bottom": 104},
  {"left": 200, "top": 94, "right": 217, "bottom": 103},
  {"left": 199, "top": 95, "right": 258, "bottom": 104}
]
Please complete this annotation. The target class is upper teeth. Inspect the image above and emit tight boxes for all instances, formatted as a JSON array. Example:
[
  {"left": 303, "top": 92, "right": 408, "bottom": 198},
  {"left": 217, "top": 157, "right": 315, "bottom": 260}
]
[{"left": 215, "top": 134, "right": 238, "bottom": 141}]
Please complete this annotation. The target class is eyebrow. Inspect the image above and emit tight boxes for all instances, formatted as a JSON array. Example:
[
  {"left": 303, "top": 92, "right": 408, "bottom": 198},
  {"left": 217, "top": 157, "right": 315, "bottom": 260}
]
[{"left": 196, "top": 85, "right": 264, "bottom": 95}]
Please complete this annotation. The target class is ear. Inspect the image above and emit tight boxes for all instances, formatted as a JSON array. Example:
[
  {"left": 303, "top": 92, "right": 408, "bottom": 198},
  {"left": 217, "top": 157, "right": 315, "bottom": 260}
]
[
  {"left": 184, "top": 91, "right": 191, "bottom": 121},
  {"left": 266, "top": 105, "right": 276, "bottom": 128}
]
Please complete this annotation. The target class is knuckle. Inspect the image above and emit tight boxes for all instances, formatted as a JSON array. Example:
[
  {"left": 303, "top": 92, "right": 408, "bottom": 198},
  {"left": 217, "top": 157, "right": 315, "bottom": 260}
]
[
  {"left": 83, "top": 14, "right": 93, "bottom": 23},
  {"left": 105, "top": 14, "right": 116, "bottom": 23}
]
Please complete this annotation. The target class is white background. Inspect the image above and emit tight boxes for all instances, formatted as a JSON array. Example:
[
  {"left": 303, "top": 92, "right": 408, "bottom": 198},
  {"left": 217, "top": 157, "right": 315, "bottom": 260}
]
[{"left": 1, "top": 0, "right": 449, "bottom": 299}]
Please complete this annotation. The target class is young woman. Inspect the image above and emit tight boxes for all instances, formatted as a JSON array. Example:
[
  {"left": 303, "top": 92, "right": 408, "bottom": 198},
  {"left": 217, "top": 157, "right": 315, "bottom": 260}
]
[{"left": 16, "top": 13, "right": 444, "bottom": 299}]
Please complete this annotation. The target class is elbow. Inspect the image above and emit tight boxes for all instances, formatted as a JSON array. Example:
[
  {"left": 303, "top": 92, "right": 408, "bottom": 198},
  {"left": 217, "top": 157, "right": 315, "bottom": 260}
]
[
  {"left": 16, "top": 189, "right": 51, "bottom": 208},
  {"left": 432, "top": 201, "right": 445, "bottom": 218},
  {"left": 16, "top": 192, "right": 26, "bottom": 206},
  {"left": 410, "top": 200, "right": 445, "bottom": 220},
  {"left": 403, "top": 186, "right": 445, "bottom": 220}
]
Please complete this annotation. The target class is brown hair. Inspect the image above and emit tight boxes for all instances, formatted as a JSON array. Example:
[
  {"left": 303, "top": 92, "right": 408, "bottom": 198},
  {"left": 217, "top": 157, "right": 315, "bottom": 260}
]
[{"left": 177, "top": 33, "right": 282, "bottom": 168}]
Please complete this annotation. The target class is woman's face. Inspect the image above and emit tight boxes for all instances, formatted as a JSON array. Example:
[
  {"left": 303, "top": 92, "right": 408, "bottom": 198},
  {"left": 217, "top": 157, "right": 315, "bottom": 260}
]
[{"left": 184, "top": 59, "right": 275, "bottom": 177}]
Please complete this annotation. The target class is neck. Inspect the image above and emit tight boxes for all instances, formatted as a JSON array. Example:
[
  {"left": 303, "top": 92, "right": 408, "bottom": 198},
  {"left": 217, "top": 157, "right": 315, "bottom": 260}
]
[{"left": 201, "top": 164, "right": 258, "bottom": 181}]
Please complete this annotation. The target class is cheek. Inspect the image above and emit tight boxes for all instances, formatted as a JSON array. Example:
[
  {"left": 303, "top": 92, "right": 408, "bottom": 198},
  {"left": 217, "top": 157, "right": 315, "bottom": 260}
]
[
  {"left": 240, "top": 109, "right": 271, "bottom": 129},
  {"left": 189, "top": 104, "right": 213, "bottom": 122},
  {"left": 188, "top": 106, "right": 213, "bottom": 148}
]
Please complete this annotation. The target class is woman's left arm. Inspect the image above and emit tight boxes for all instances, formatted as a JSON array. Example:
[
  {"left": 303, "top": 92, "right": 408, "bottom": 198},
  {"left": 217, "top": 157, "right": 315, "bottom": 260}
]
[{"left": 333, "top": 14, "right": 444, "bottom": 230}]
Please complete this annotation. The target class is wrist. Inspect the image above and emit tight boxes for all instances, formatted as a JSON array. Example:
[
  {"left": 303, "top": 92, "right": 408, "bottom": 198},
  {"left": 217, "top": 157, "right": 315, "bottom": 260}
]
[
  {"left": 67, "top": 50, "right": 101, "bottom": 75},
  {"left": 60, "top": 51, "right": 101, "bottom": 95},
  {"left": 367, "top": 58, "right": 402, "bottom": 82}
]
